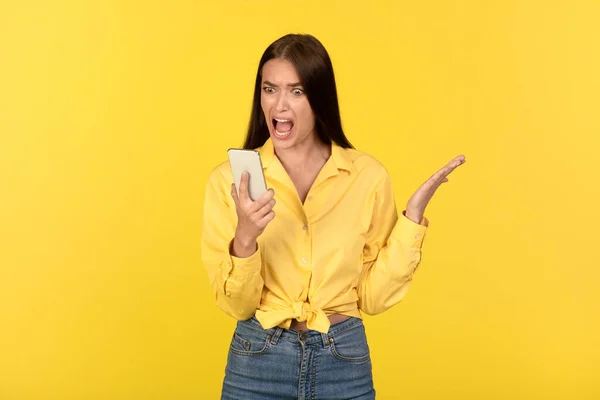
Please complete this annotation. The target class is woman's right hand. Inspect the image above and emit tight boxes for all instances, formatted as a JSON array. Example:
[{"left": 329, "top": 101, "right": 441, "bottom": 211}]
[{"left": 230, "top": 171, "right": 276, "bottom": 257}]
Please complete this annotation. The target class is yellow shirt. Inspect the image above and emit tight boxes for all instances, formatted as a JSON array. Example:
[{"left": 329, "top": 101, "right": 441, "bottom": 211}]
[{"left": 201, "top": 138, "right": 429, "bottom": 334}]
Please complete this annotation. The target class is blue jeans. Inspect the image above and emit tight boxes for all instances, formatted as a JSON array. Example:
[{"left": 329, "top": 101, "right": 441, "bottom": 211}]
[{"left": 221, "top": 316, "right": 376, "bottom": 400}]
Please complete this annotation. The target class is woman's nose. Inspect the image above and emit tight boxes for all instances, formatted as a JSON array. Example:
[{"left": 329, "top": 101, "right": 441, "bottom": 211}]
[{"left": 276, "top": 93, "right": 289, "bottom": 112}]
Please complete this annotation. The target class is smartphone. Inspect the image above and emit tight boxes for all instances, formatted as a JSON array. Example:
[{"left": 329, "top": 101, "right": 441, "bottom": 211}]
[{"left": 227, "top": 148, "right": 268, "bottom": 201}]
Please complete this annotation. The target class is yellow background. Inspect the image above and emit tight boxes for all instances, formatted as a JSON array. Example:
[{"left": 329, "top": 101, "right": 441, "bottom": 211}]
[{"left": 1, "top": 0, "right": 599, "bottom": 399}]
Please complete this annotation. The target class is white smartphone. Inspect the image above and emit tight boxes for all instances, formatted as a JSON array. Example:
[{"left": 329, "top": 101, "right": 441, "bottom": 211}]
[{"left": 227, "top": 148, "right": 268, "bottom": 201}]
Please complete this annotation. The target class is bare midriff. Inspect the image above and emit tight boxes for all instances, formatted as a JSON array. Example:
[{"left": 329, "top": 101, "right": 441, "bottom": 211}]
[{"left": 289, "top": 313, "right": 351, "bottom": 331}]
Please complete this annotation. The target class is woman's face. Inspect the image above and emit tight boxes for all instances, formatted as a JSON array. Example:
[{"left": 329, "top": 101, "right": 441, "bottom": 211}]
[{"left": 260, "top": 58, "right": 316, "bottom": 150}]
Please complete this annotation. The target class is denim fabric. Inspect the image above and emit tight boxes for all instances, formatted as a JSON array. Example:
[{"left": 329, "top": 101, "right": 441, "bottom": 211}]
[{"left": 221, "top": 316, "right": 375, "bottom": 400}]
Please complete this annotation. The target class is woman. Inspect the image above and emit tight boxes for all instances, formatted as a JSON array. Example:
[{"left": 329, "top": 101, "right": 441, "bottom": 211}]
[{"left": 201, "top": 33, "right": 465, "bottom": 400}]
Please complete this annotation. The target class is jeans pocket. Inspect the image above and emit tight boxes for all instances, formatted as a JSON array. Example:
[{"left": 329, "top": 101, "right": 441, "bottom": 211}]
[
  {"left": 229, "top": 327, "right": 271, "bottom": 356},
  {"left": 329, "top": 324, "right": 371, "bottom": 364}
]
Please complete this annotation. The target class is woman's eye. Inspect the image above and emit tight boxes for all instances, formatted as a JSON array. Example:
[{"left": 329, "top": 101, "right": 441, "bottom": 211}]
[
  {"left": 293, "top": 88, "right": 304, "bottom": 95},
  {"left": 263, "top": 87, "right": 275, "bottom": 93}
]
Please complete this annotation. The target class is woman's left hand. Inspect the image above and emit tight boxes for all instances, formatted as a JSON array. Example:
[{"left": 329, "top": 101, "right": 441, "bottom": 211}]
[{"left": 405, "top": 155, "right": 466, "bottom": 224}]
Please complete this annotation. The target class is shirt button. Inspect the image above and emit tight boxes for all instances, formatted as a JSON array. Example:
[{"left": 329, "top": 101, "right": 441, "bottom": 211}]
[
  {"left": 301, "top": 258, "right": 307, "bottom": 264},
  {"left": 415, "top": 234, "right": 420, "bottom": 239},
  {"left": 302, "top": 225, "right": 308, "bottom": 230},
  {"left": 307, "top": 196, "right": 313, "bottom": 201}
]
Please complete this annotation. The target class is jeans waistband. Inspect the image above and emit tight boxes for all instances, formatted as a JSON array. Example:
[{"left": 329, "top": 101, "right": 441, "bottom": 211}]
[{"left": 236, "top": 315, "right": 365, "bottom": 346}]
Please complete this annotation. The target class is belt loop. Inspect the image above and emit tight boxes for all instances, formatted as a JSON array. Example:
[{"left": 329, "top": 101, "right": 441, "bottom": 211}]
[
  {"left": 321, "top": 333, "right": 331, "bottom": 348},
  {"left": 270, "top": 326, "right": 283, "bottom": 345}
]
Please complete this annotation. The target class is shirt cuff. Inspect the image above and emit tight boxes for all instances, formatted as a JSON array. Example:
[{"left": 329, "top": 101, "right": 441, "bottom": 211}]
[
  {"left": 225, "top": 240, "right": 263, "bottom": 276},
  {"left": 389, "top": 210, "right": 429, "bottom": 248}
]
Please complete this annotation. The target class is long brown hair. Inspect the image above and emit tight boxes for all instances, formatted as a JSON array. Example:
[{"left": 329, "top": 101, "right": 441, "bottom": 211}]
[{"left": 243, "top": 34, "right": 353, "bottom": 150}]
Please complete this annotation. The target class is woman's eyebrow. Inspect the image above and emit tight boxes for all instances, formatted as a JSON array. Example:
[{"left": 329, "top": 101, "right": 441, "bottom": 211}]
[{"left": 262, "top": 80, "right": 302, "bottom": 87}]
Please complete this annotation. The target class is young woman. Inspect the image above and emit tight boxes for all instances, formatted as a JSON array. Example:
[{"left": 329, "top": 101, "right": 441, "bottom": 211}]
[{"left": 201, "top": 33, "right": 465, "bottom": 400}]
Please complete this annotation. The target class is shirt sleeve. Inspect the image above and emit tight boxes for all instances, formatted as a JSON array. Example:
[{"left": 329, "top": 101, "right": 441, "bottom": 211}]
[
  {"left": 200, "top": 170, "right": 264, "bottom": 320},
  {"left": 357, "top": 169, "right": 429, "bottom": 315}
]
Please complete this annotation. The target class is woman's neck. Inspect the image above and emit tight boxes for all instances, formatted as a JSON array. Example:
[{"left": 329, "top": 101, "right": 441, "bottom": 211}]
[{"left": 275, "top": 135, "right": 331, "bottom": 173}]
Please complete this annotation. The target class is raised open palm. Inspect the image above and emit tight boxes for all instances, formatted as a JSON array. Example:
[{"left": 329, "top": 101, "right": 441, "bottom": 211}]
[{"left": 405, "top": 155, "right": 466, "bottom": 223}]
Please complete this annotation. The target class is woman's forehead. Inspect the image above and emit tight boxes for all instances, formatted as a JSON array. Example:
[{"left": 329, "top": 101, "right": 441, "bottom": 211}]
[{"left": 261, "top": 58, "right": 301, "bottom": 83}]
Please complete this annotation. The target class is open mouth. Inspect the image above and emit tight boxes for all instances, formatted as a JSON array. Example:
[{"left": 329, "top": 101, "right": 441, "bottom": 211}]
[{"left": 273, "top": 118, "right": 294, "bottom": 138}]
